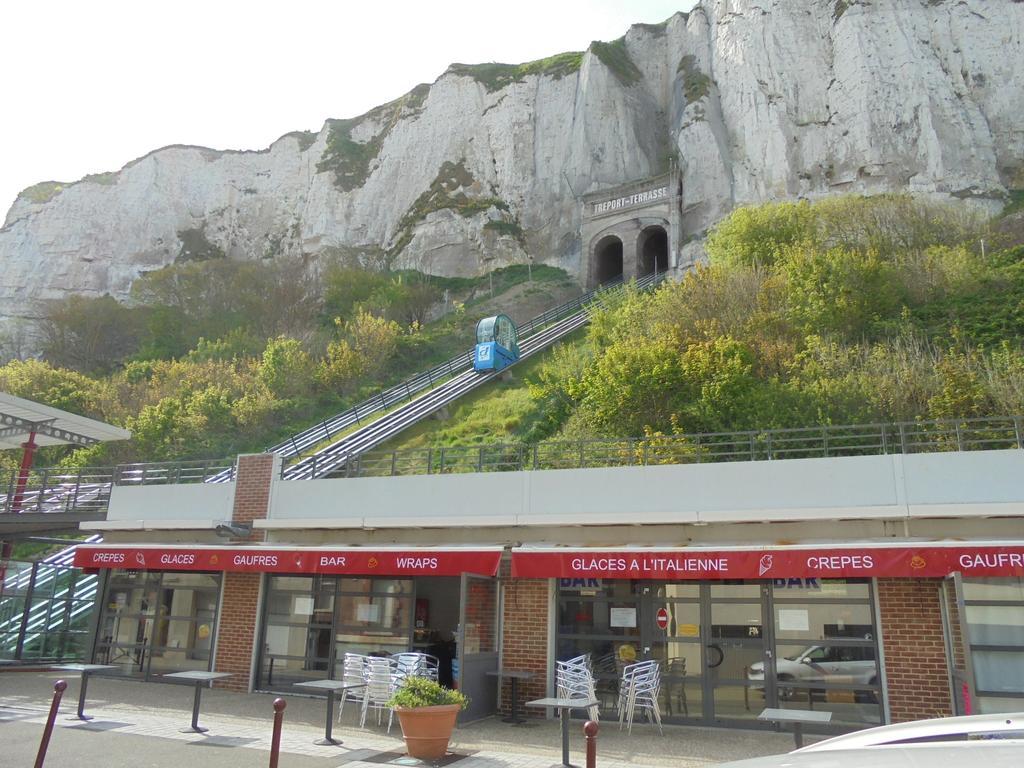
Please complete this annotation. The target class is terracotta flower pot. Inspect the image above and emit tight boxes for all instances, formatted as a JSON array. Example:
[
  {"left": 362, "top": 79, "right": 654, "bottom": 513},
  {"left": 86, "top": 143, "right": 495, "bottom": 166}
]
[{"left": 394, "top": 704, "right": 461, "bottom": 760}]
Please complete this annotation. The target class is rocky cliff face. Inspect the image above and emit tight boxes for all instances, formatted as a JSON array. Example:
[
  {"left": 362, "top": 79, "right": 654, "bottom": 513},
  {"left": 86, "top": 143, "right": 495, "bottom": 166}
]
[{"left": 2, "top": 0, "right": 1022, "bottom": 341}]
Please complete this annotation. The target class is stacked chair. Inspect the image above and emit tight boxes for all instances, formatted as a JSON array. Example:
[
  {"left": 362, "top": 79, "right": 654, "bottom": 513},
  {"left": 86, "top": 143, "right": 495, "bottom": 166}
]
[
  {"left": 337, "top": 652, "right": 371, "bottom": 719},
  {"left": 361, "top": 656, "right": 396, "bottom": 732},
  {"left": 391, "top": 651, "right": 440, "bottom": 683},
  {"left": 556, "top": 653, "right": 601, "bottom": 722},
  {"left": 339, "top": 650, "right": 440, "bottom": 729},
  {"left": 617, "top": 660, "right": 663, "bottom": 735}
]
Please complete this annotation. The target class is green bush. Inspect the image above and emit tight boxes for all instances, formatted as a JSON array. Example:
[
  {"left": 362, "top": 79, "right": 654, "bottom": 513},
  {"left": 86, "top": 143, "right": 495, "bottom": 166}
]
[{"left": 388, "top": 676, "right": 468, "bottom": 710}]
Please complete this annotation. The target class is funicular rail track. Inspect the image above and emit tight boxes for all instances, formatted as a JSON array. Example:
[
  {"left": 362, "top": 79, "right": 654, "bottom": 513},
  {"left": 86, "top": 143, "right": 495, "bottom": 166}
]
[{"left": 282, "top": 271, "right": 667, "bottom": 479}]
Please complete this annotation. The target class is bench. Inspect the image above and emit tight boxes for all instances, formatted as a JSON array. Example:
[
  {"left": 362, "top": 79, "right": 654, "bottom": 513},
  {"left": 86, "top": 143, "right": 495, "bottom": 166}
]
[{"left": 758, "top": 707, "right": 832, "bottom": 748}]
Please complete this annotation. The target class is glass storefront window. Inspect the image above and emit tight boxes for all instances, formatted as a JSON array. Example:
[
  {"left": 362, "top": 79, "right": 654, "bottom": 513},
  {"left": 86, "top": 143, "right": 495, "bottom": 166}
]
[
  {"left": 961, "top": 577, "right": 1024, "bottom": 709},
  {"left": 257, "top": 575, "right": 431, "bottom": 689},
  {"left": 556, "top": 578, "right": 879, "bottom": 727},
  {"left": 94, "top": 570, "right": 221, "bottom": 678}
]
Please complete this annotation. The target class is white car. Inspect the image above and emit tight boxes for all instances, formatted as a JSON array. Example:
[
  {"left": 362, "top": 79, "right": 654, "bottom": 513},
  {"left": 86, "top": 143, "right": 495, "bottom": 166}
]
[
  {"left": 747, "top": 645, "right": 877, "bottom": 699},
  {"left": 714, "top": 713, "right": 1024, "bottom": 767},
  {"left": 715, "top": 742, "right": 1024, "bottom": 768},
  {"left": 796, "top": 712, "right": 1024, "bottom": 751}
]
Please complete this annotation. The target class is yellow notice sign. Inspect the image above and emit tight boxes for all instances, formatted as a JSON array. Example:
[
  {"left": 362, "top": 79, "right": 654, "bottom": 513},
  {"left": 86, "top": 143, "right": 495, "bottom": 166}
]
[{"left": 678, "top": 623, "right": 699, "bottom": 637}]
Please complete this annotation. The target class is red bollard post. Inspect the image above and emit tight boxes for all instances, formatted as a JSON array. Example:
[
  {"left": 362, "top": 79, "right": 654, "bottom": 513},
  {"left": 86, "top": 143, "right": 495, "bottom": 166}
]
[
  {"left": 269, "top": 697, "right": 286, "bottom": 768},
  {"left": 35, "top": 679, "right": 67, "bottom": 768},
  {"left": 584, "top": 720, "right": 598, "bottom": 768}
]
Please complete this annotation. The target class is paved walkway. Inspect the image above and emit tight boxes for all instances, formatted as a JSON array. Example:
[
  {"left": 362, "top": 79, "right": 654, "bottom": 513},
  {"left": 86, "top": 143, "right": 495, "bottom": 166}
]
[{"left": 1, "top": 672, "right": 798, "bottom": 767}]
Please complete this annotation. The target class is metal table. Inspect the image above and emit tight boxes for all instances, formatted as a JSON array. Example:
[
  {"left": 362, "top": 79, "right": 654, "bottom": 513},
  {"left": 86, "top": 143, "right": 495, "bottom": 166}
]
[
  {"left": 294, "top": 679, "right": 366, "bottom": 745},
  {"left": 52, "top": 664, "right": 117, "bottom": 721},
  {"left": 162, "top": 671, "right": 233, "bottom": 733},
  {"left": 486, "top": 669, "right": 535, "bottom": 725},
  {"left": 758, "top": 707, "right": 832, "bottom": 748},
  {"left": 525, "top": 696, "right": 598, "bottom": 767}
]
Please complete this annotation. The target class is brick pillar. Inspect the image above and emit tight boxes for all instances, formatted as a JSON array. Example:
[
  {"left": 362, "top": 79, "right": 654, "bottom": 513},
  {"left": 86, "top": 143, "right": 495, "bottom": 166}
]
[
  {"left": 230, "top": 453, "right": 278, "bottom": 538},
  {"left": 215, "top": 572, "right": 262, "bottom": 692},
  {"left": 213, "top": 453, "right": 278, "bottom": 691},
  {"left": 877, "top": 578, "right": 954, "bottom": 721},
  {"left": 501, "top": 569, "right": 550, "bottom": 716}
]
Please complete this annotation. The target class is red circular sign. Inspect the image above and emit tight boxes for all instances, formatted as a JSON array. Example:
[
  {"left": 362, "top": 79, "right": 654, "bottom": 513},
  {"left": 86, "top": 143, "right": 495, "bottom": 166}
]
[{"left": 656, "top": 607, "right": 669, "bottom": 630}]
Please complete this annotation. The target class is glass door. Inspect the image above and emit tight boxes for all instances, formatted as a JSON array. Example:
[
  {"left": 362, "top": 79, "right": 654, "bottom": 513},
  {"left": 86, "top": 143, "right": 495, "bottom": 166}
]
[
  {"left": 457, "top": 573, "right": 499, "bottom": 722},
  {"left": 642, "top": 583, "right": 703, "bottom": 720},
  {"left": 704, "top": 582, "right": 770, "bottom": 724}
]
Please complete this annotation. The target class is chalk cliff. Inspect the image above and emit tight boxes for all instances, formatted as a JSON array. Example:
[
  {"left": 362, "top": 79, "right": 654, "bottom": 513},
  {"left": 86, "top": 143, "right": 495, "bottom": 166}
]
[{"left": 2, "top": 0, "right": 1021, "bottom": 338}]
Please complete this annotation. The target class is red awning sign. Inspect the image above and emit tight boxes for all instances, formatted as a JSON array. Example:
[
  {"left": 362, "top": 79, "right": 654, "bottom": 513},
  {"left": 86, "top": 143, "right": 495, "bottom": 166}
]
[
  {"left": 511, "top": 546, "right": 1024, "bottom": 580},
  {"left": 73, "top": 546, "right": 501, "bottom": 577}
]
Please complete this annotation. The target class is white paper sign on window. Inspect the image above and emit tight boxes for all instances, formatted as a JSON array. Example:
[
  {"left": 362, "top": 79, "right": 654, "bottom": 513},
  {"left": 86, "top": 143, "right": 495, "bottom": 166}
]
[
  {"left": 778, "top": 609, "right": 810, "bottom": 632},
  {"left": 609, "top": 607, "right": 637, "bottom": 628},
  {"left": 293, "top": 596, "right": 314, "bottom": 616},
  {"left": 357, "top": 603, "right": 381, "bottom": 622}
]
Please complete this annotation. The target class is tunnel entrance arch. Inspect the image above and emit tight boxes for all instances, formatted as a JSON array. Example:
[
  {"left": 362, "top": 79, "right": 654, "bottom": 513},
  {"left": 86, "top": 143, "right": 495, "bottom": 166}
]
[
  {"left": 581, "top": 174, "right": 678, "bottom": 289},
  {"left": 638, "top": 225, "right": 669, "bottom": 277},
  {"left": 592, "top": 235, "right": 624, "bottom": 286}
]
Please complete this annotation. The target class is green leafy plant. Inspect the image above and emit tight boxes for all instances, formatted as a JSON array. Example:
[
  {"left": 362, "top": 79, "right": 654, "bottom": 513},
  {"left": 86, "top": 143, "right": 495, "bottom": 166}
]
[{"left": 388, "top": 676, "right": 469, "bottom": 710}]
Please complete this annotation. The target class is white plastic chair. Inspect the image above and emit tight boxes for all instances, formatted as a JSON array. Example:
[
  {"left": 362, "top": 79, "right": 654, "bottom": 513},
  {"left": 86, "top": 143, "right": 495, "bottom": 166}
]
[{"left": 360, "top": 657, "right": 395, "bottom": 732}]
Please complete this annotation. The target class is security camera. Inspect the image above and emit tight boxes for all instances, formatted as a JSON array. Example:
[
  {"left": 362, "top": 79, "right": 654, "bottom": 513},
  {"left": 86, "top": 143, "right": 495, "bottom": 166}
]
[{"left": 215, "top": 522, "right": 252, "bottom": 538}]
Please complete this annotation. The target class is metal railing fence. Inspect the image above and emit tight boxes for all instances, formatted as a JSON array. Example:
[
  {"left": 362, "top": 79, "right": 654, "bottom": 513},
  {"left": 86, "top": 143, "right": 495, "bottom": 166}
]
[
  {"left": 2, "top": 417, "right": 1021, "bottom": 512},
  {"left": 2, "top": 467, "right": 115, "bottom": 516},
  {"left": 318, "top": 416, "right": 1024, "bottom": 479},
  {"left": 1, "top": 459, "right": 234, "bottom": 516}
]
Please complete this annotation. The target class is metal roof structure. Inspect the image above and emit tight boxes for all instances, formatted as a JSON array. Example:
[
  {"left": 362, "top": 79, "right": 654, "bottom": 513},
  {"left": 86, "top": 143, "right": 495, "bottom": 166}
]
[{"left": 0, "top": 392, "right": 130, "bottom": 449}]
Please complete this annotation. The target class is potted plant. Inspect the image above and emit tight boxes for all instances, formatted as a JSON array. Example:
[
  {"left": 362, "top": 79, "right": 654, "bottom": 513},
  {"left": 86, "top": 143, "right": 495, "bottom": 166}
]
[{"left": 388, "top": 676, "right": 469, "bottom": 760}]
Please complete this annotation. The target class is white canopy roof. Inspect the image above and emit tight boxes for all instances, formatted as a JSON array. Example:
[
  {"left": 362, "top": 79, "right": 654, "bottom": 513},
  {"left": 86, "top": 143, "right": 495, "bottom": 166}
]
[{"left": 0, "top": 392, "right": 130, "bottom": 449}]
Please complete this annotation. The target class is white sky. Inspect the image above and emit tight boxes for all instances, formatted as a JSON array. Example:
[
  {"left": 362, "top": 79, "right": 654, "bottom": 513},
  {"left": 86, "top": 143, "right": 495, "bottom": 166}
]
[{"left": 0, "top": 0, "right": 697, "bottom": 216}]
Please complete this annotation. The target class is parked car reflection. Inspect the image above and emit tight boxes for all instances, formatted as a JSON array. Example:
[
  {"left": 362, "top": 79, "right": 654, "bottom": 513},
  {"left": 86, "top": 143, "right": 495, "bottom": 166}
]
[{"left": 747, "top": 644, "right": 877, "bottom": 700}]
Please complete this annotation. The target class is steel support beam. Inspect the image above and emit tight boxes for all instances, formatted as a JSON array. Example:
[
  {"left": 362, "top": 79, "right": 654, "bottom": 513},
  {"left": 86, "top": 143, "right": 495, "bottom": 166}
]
[{"left": 0, "top": 415, "right": 99, "bottom": 448}]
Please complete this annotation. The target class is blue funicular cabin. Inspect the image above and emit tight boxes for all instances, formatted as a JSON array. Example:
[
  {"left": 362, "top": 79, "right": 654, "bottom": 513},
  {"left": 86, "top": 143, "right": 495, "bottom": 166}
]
[{"left": 473, "top": 314, "right": 520, "bottom": 372}]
